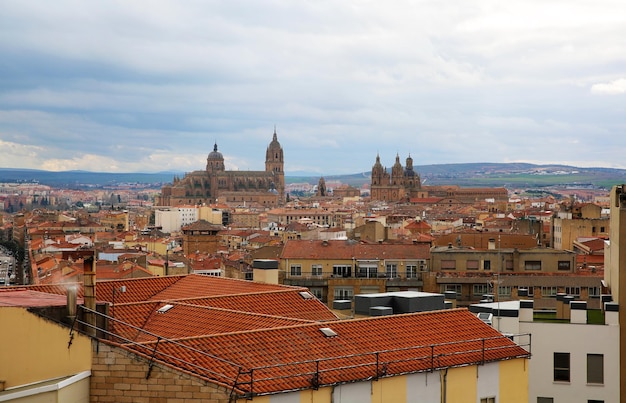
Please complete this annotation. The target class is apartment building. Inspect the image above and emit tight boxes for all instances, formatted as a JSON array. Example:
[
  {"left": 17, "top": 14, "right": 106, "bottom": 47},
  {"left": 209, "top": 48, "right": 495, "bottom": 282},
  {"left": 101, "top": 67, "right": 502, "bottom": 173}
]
[
  {"left": 552, "top": 204, "right": 609, "bottom": 250},
  {"left": 427, "top": 244, "right": 605, "bottom": 308},
  {"left": 280, "top": 239, "right": 430, "bottom": 305},
  {"left": 470, "top": 299, "right": 619, "bottom": 402},
  {"left": 154, "top": 206, "right": 199, "bottom": 233}
]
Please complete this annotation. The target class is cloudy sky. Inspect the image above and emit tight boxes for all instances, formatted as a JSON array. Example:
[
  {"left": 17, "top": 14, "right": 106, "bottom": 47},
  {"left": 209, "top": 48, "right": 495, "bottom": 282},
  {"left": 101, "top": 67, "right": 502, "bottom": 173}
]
[{"left": 1, "top": 1, "right": 625, "bottom": 175}]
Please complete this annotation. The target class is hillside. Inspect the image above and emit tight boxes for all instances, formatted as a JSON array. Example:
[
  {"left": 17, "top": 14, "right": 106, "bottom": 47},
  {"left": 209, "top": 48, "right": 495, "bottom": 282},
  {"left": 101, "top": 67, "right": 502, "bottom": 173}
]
[
  {"left": 314, "top": 163, "right": 626, "bottom": 190},
  {"left": 1, "top": 163, "right": 625, "bottom": 189}
]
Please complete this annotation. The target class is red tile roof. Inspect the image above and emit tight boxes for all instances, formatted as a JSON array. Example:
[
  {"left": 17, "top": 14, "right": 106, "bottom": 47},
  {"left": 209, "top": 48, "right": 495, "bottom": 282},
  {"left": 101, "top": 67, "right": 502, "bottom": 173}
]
[
  {"left": 0, "top": 288, "right": 82, "bottom": 307},
  {"left": 281, "top": 239, "right": 430, "bottom": 260},
  {"left": 120, "top": 308, "right": 528, "bottom": 396},
  {"left": 110, "top": 302, "right": 311, "bottom": 343},
  {"left": 179, "top": 290, "right": 339, "bottom": 322}
]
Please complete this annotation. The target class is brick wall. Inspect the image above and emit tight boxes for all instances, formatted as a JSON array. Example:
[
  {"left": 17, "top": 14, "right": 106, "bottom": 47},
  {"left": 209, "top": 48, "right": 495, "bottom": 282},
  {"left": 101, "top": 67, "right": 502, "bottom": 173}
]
[{"left": 90, "top": 341, "right": 232, "bottom": 403}]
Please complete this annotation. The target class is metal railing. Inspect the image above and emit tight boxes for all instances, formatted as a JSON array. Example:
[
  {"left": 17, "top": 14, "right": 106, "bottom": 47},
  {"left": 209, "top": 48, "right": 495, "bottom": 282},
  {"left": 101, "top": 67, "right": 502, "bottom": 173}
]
[{"left": 70, "top": 305, "right": 531, "bottom": 399}]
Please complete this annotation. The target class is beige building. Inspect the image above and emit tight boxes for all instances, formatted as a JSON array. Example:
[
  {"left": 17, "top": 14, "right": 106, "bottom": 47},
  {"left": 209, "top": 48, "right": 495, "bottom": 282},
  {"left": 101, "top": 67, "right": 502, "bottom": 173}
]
[
  {"left": 280, "top": 239, "right": 430, "bottom": 306},
  {"left": 553, "top": 213, "right": 609, "bottom": 250},
  {"left": 427, "top": 245, "right": 601, "bottom": 308}
]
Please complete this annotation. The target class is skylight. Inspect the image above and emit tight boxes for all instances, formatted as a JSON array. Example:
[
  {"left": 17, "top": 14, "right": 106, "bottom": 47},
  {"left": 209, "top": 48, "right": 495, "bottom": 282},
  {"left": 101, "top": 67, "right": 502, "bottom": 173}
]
[
  {"left": 299, "top": 291, "right": 314, "bottom": 300},
  {"left": 157, "top": 304, "right": 174, "bottom": 313},
  {"left": 319, "top": 327, "right": 338, "bottom": 337}
]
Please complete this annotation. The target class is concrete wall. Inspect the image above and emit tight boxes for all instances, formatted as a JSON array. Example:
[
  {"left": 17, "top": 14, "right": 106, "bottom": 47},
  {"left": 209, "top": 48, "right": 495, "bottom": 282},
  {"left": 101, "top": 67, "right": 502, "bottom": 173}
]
[{"left": 520, "top": 321, "right": 619, "bottom": 403}]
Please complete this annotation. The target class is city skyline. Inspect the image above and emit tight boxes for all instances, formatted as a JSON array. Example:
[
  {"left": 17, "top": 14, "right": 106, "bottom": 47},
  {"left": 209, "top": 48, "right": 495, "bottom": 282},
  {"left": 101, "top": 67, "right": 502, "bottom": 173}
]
[{"left": 1, "top": 1, "right": 625, "bottom": 175}]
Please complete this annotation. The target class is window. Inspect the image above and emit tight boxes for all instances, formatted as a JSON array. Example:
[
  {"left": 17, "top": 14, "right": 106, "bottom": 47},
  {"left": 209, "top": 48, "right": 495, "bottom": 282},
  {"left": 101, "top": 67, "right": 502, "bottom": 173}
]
[
  {"left": 600, "top": 226, "right": 605, "bottom": 233},
  {"left": 588, "top": 400, "right": 604, "bottom": 403},
  {"left": 332, "top": 265, "right": 351, "bottom": 278},
  {"left": 589, "top": 287, "right": 600, "bottom": 297},
  {"left": 525, "top": 286, "right": 535, "bottom": 297},
  {"left": 554, "top": 352, "right": 570, "bottom": 382},
  {"left": 483, "top": 260, "right": 491, "bottom": 270},
  {"left": 358, "top": 265, "right": 377, "bottom": 278},
  {"left": 311, "top": 264, "right": 322, "bottom": 277},
  {"left": 565, "top": 287, "right": 580, "bottom": 297},
  {"left": 441, "top": 260, "right": 456, "bottom": 270},
  {"left": 480, "top": 398, "right": 495, "bottom": 403},
  {"left": 309, "top": 287, "right": 323, "bottom": 300},
  {"left": 542, "top": 286, "right": 558, "bottom": 298},
  {"left": 587, "top": 354, "right": 604, "bottom": 384},
  {"left": 466, "top": 260, "right": 479, "bottom": 270},
  {"left": 473, "top": 284, "right": 489, "bottom": 296},
  {"left": 537, "top": 398, "right": 554, "bottom": 403},
  {"left": 498, "top": 286, "right": 512, "bottom": 297},
  {"left": 406, "top": 264, "right": 418, "bottom": 278},
  {"left": 525, "top": 261, "right": 542, "bottom": 271},
  {"left": 334, "top": 287, "right": 353, "bottom": 300},
  {"left": 558, "top": 261, "right": 571, "bottom": 271},
  {"left": 386, "top": 263, "right": 398, "bottom": 278},
  {"left": 505, "top": 259, "right": 514, "bottom": 270},
  {"left": 441, "top": 284, "right": 461, "bottom": 298},
  {"left": 290, "top": 264, "right": 302, "bottom": 276}
]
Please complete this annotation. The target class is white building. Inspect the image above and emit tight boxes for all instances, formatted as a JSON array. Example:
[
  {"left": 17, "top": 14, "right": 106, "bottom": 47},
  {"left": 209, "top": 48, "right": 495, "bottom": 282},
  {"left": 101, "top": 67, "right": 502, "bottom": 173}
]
[
  {"left": 470, "top": 297, "right": 619, "bottom": 403},
  {"left": 155, "top": 207, "right": 199, "bottom": 233}
]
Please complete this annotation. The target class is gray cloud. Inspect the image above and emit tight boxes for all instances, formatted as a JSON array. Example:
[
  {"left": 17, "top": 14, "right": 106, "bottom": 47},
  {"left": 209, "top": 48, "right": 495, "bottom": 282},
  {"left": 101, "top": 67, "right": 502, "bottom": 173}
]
[{"left": 0, "top": 0, "right": 625, "bottom": 174}]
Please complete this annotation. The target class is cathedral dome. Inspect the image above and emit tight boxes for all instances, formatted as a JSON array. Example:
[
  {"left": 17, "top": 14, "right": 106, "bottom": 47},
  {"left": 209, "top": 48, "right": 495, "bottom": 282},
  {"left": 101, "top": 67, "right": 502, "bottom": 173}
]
[{"left": 208, "top": 143, "right": 223, "bottom": 160}]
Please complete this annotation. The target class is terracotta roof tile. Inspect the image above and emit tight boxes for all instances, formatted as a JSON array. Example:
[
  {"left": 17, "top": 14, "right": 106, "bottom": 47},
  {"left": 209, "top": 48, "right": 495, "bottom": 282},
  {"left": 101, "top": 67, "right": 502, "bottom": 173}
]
[
  {"left": 179, "top": 290, "right": 339, "bottom": 322},
  {"left": 110, "top": 302, "right": 311, "bottom": 343},
  {"left": 121, "top": 309, "right": 528, "bottom": 396}
]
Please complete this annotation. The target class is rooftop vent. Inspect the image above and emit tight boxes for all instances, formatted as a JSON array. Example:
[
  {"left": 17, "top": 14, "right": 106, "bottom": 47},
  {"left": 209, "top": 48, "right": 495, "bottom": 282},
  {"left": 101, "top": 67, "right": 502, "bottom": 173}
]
[
  {"left": 319, "top": 327, "right": 338, "bottom": 337},
  {"left": 157, "top": 304, "right": 174, "bottom": 314},
  {"left": 299, "top": 291, "right": 314, "bottom": 300}
]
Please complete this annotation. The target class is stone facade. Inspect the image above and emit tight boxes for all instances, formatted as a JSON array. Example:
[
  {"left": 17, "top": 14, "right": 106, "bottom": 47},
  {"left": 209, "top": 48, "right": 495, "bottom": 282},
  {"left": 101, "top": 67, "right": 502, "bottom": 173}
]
[
  {"left": 158, "top": 130, "right": 285, "bottom": 207},
  {"left": 370, "top": 153, "right": 423, "bottom": 202},
  {"left": 90, "top": 342, "right": 231, "bottom": 403}
]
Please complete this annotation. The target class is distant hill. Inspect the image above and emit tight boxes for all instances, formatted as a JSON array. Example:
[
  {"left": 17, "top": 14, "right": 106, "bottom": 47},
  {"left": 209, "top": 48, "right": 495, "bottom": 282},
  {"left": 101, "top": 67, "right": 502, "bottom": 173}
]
[
  {"left": 293, "top": 163, "right": 626, "bottom": 189},
  {"left": 1, "top": 163, "right": 625, "bottom": 189}
]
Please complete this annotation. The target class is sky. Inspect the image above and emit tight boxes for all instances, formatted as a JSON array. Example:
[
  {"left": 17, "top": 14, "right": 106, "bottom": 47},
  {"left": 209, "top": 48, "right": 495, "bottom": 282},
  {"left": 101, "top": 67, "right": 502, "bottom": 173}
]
[{"left": 1, "top": 1, "right": 625, "bottom": 176}]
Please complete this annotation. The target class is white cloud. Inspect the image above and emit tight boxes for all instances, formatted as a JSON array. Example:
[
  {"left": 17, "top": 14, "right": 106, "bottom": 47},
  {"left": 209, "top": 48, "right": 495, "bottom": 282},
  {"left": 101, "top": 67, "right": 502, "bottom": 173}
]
[{"left": 591, "top": 78, "right": 626, "bottom": 95}]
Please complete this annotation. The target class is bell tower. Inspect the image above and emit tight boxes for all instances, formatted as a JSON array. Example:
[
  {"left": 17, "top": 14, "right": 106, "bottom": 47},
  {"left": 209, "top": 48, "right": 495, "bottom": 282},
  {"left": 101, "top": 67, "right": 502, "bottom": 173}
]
[{"left": 265, "top": 128, "right": 285, "bottom": 201}]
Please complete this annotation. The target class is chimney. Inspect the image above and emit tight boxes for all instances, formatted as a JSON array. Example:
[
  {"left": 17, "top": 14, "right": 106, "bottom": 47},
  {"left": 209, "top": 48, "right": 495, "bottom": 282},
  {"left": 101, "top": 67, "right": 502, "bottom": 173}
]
[
  {"left": 83, "top": 254, "right": 97, "bottom": 336},
  {"left": 66, "top": 285, "right": 77, "bottom": 318},
  {"left": 601, "top": 294, "right": 612, "bottom": 312},
  {"left": 570, "top": 301, "right": 587, "bottom": 324},
  {"left": 562, "top": 295, "right": 574, "bottom": 321},
  {"left": 555, "top": 293, "right": 566, "bottom": 319},
  {"left": 252, "top": 259, "right": 279, "bottom": 284},
  {"left": 605, "top": 302, "right": 619, "bottom": 325},
  {"left": 519, "top": 300, "right": 533, "bottom": 322}
]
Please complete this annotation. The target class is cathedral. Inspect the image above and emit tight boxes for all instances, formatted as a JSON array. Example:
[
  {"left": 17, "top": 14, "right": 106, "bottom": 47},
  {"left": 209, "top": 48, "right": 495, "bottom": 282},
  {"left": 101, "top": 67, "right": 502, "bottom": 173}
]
[
  {"left": 157, "top": 130, "right": 285, "bottom": 207},
  {"left": 370, "top": 153, "right": 425, "bottom": 202}
]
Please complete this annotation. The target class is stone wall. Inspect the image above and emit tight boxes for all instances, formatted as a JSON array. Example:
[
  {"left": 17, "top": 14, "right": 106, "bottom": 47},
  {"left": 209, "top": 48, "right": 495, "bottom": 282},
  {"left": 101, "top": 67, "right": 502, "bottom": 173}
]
[{"left": 90, "top": 341, "right": 232, "bottom": 403}]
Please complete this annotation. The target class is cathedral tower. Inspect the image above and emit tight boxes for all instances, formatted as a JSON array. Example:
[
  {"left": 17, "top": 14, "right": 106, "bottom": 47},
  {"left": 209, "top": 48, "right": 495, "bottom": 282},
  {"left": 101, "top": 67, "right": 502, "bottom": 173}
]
[{"left": 265, "top": 128, "right": 285, "bottom": 200}]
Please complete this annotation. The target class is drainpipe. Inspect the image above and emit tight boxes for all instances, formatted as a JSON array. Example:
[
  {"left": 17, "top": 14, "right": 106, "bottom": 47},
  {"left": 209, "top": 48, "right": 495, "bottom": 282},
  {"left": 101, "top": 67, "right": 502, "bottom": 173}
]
[{"left": 83, "top": 254, "right": 97, "bottom": 337}]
